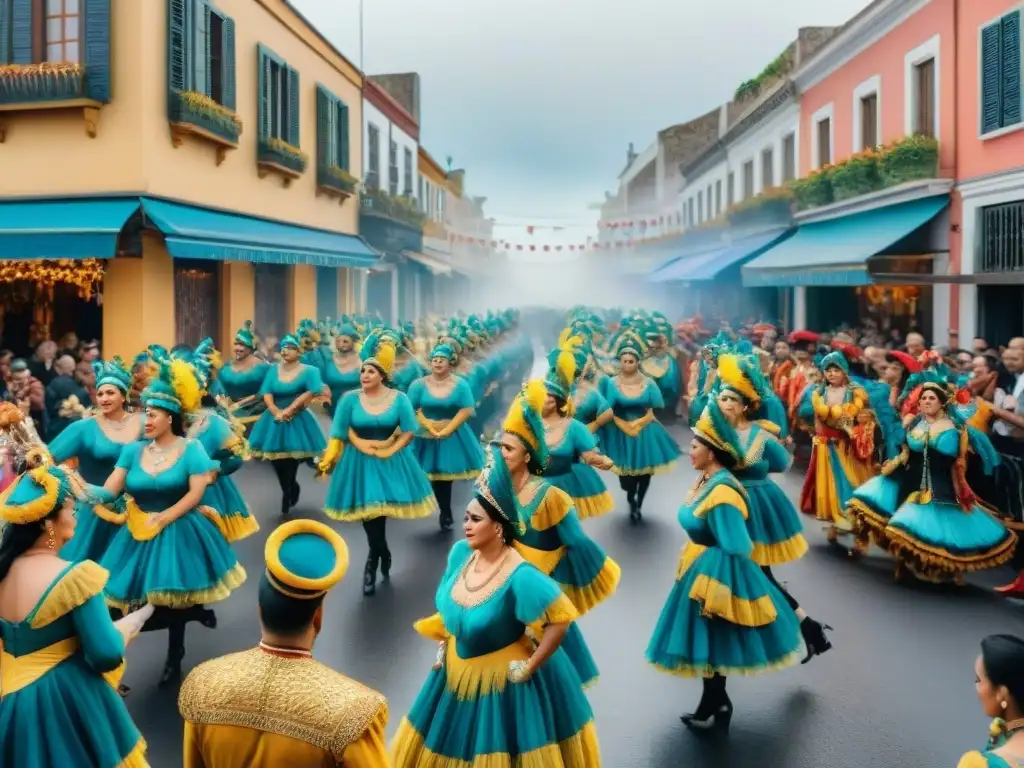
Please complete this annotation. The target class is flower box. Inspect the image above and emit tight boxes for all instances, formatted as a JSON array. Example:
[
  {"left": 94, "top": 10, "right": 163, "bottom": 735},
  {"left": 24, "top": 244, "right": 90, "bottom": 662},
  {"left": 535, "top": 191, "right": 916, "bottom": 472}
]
[
  {"left": 0, "top": 63, "right": 85, "bottom": 104},
  {"left": 830, "top": 151, "right": 884, "bottom": 202},
  {"left": 361, "top": 188, "right": 425, "bottom": 229},
  {"left": 789, "top": 169, "right": 834, "bottom": 210},
  {"left": 879, "top": 134, "right": 939, "bottom": 186},
  {"left": 169, "top": 90, "right": 241, "bottom": 145},
  {"left": 258, "top": 137, "right": 308, "bottom": 176},
  {"left": 317, "top": 165, "right": 358, "bottom": 198},
  {"left": 726, "top": 187, "right": 794, "bottom": 229}
]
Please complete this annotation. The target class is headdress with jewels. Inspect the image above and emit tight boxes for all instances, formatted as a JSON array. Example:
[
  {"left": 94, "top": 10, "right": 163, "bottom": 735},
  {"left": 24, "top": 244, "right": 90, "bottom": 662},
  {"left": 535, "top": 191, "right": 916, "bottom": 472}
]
[
  {"left": 278, "top": 334, "right": 300, "bottom": 351},
  {"left": 474, "top": 444, "right": 525, "bottom": 536},
  {"left": 0, "top": 456, "right": 86, "bottom": 526},
  {"left": 501, "top": 379, "right": 549, "bottom": 474},
  {"left": 264, "top": 519, "right": 349, "bottom": 600}
]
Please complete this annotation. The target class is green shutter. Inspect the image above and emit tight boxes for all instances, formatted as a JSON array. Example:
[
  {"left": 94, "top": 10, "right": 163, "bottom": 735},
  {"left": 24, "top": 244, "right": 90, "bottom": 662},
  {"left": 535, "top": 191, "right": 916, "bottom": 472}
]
[
  {"left": 83, "top": 0, "right": 112, "bottom": 102},
  {"left": 194, "top": 2, "right": 208, "bottom": 97},
  {"left": 287, "top": 66, "right": 300, "bottom": 147},
  {"left": 339, "top": 100, "right": 350, "bottom": 171},
  {"left": 982, "top": 22, "right": 1003, "bottom": 134},
  {"left": 222, "top": 16, "right": 236, "bottom": 110},
  {"left": 0, "top": 1, "right": 10, "bottom": 65},
  {"left": 1001, "top": 11, "right": 1022, "bottom": 127},
  {"left": 167, "top": 0, "right": 189, "bottom": 94},
  {"left": 257, "top": 45, "right": 270, "bottom": 139},
  {"left": 11, "top": 0, "right": 31, "bottom": 64},
  {"left": 316, "top": 85, "right": 330, "bottom": 166}
]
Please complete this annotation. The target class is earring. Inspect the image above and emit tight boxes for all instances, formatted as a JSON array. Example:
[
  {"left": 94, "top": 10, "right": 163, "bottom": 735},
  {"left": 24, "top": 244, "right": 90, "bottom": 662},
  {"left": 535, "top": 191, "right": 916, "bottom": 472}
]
[
  {"left": 1002, "top": 700, "right": 1009, "bottom": 710},
  {"left": 46, "top": 524, "right": 56, "bottom": 550},
  {"left": 494, "top": 526, "right": 502, "bottom": 539}
]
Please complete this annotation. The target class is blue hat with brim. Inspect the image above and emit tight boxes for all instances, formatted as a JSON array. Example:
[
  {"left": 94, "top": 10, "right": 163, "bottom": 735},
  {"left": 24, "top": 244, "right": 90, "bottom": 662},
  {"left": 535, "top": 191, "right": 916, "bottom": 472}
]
[
  {"left": 265, "top": 519, "right": 349, "bottom": 599},
  {"left": 92, "top": 357, "right": 132, "bottom": 394},
  {"left": 0, "top": 465, "right": 77, "bottom": 525}
]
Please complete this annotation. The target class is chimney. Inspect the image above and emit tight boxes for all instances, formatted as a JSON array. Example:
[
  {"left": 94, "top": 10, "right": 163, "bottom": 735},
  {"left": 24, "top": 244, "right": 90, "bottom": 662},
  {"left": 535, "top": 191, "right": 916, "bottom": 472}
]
[
  {"left": 369, "top": 73, "right": 421, "bottom": 125},
  {"left": 627, "top": 142, "right": 637, "bottom": 165}
]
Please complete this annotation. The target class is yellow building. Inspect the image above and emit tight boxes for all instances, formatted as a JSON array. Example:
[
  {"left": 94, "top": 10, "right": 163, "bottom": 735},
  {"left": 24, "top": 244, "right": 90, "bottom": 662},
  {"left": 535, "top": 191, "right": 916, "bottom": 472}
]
[{"left": 0, "top": 0, "right": 375, "bottom": 360}]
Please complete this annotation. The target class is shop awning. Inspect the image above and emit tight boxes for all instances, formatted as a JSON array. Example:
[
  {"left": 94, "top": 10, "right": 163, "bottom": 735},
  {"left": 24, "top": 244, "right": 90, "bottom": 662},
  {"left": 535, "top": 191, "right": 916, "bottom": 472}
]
[
  {"left": 742, "top": 196, "right": 949, "bottom": 288},
  {"left": 0, "top": 197, "right": 140, "bottom": 259},
  {"left": 650, "top": 228, "right": 793, "bottom": 283},
  {"left": 141, "top": 198, "right": 379, "bottom": 268},
  {"left": 403, "top": 250, "right": 452, "bottom": 276}
]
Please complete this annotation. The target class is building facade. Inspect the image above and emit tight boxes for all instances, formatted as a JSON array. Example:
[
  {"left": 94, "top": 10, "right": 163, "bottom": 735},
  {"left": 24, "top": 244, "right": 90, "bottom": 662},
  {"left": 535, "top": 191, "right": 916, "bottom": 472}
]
[{"left": 0, "top": 0, "right": 375, "bottom": 360}]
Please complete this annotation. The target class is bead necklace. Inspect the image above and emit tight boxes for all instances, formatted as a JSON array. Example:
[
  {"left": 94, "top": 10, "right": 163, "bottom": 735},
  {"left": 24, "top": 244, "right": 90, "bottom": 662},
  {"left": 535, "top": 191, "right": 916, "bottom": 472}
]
[{"left": 461, "top": 550, "right": 511, "bottom": 593}]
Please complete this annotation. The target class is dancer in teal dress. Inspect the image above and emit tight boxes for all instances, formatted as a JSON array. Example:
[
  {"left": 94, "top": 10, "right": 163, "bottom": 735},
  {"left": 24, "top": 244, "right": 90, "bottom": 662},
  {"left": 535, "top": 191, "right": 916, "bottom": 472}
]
[
  {"left": 543, "top": 333, "right": 615, "bottom": 520},
  {"left": 600, "top": 330, "right": 681, "bottom": 522},
  {"left": 53, "top": 357, "right": 144, "bottom": 564},
  {"left": 390, "top": 445, "right": 602, "bottom": 767},
  {"left": 572, "top": 362, "right": 613, "bottom": 436},
  {"left": 958, "top": 635, "right": 1024, "bottom": 768},
  {"left": 320, "top": 318, "right": 362, "bottom": 416},
  {"left": 0, "top": 460, "right": 153, "bottom": 767},
  {"left": 646, "top": 404, "right": 802, "bottom": 731},
  {"left": 642, "top": 316, "right": 682, "bottom": 424},
  {"left": 248, "top": 334, "right": 326, "bottom": 515},
  {"left": 712, "top": 354, "right": 833, "bottom": 663},
  {"left": 408, "top": 339, "right": 485, "bottom": 532},
  {"left": 98, "top": 356, "right": 246, "bottom": 686},
  {"left": 319, "top": 329, "right": 438, "bottom": 597},
  {"left": 500, "top": 380, "right": 620, "bottom": 616},
  {"left": 217, "top": 321, "right": 271, "bottom": 429}
]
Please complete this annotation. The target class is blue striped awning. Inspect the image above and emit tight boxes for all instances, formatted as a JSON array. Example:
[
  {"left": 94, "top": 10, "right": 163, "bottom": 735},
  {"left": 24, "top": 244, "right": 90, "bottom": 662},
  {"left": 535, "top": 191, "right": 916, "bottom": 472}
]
[
  {"left": 141, "top": 198, "right": 379, "bottom": 268},
  {"left": 742, "top": 196, "right": 949, "bottom": 288},
  {"left": 0, "top": 198, "right": 140, "bottom": 259},
  {"left": 651, "top": 228, "right": 793, "bottom": 283}
]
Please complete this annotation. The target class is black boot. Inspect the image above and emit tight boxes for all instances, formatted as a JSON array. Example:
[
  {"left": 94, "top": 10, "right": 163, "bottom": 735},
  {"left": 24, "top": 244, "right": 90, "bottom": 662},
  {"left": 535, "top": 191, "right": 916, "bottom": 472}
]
[
  {"left": 439, "top": 508, "right": 453, "bottom": 532},
  {"left": 280, "top": 491, "right": 291, "bottom": 516},
  {"left": 159, "top": 623, "right": 185, "bottom": 688},
  {"left": 363, "top": 553, "right": 379, "bottom": 596},
  {"left": 381, "top": 546, "right": 392, "bottom": 581},
  {"left": 800, "top": 617, "right": 833, "bottom": 663},
  {"left": 290, "top": 480, "right": 300, "bottom": 507},
  {"left": 682, "top": 676, "right": 732, "bottom": 731}
]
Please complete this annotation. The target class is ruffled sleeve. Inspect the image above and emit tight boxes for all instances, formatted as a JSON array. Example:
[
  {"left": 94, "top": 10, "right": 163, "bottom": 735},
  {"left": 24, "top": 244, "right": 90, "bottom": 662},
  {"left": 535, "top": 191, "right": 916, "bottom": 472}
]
[
  {"left": 304, "top": 364, "right": 324, "bottom": 395},
  {"left": 968, "top": 426, "right": 1000, "bottom": 475},
  {"left": 454, "top": 378, "right": 475, "bottom": 410},
  {"left": 568, "top": 419, "right": 598, "bottom": 455},
  {"left": 47, "top": 418, "right": 85, "bottom": 463},
  {"left": 759, "top": 393, "right": 790, "bottom": 439},
  {"left": 511, "top": 564, "right": 578, "bottom": 631},
  {"left": 706, "top": 501, "right": 755, "bottom": 559},
  {"left": 762, "top": 434, "right": 793, "bottom": 473},
  {"left": 528, "top": 485, "right": 573, "bottom": 531},
  {"left": 396, "top": 392, "right": 418, "bottom": 433},
  {"left": 184, "top": 439, "right": 221, "bottom": 477},
  {"left": 257, "top": 365, "right": 277, "bottom": 397},
  {"left": 406, "top": 378, "right": 424, "bottom": 409},
  {"left": 329, "top": 391, "right": 356, "bottom": 440}
]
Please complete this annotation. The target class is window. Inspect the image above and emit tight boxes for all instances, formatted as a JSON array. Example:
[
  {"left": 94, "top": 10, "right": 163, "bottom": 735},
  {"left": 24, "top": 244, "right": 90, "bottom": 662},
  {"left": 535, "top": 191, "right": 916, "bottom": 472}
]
[
  {"left": 403, "top": 147, "right": 413, "bottom": 197},
  {"left": 761, "top": 148, "right": 774, "bottom": 189},
  {"left": 979, "top": 200, "right": 1024, "bottom": 273},
  {"left": 44, "top": 0, "right": 80, "bottom": 63},
  {"left": 860, "top": 93, "right": 879, "bottom": 148},
  {"left": 816, "top": 117, "right": 832, "bottom": 165},
  {"left": 388, "top": 139, "right": 398, "bottom": 196},
  {"left": 264, "top": 55, "right": 294, "bottom": 142},
  {"left": 715, "top": 180, "right": 722, "bottom": 215},
  {"left": 742, "top": 160, "right": 754, "bottom": 200},
  {"left": 914, "top": 59, "right": 936, "bottom": 137},
  {"left": 367, "top": 124, "right": 380, "bottom": 188},
  {"left": 315, "top": 85, "right": 350, "bottom": 170},
  {"left": 418, "top": 175, "right": 425, "bottom": 211},
  {"left": 687, "top": 198, "right": 695, "bottom": 227},
  {"left": 981, "top": 12, "right": 1022, "bottom": 135},
  {"left": 168, "top": 0, "right": 236, "bottom": 111},
  {"left": 727, "top": 172, "right": 735, "bottom": 205},
  {"left": 697, "top": 193, "right": 704, "bottom": 223},
  {"left": 782, "top": 134, "right": 796, "bottom": 181}
]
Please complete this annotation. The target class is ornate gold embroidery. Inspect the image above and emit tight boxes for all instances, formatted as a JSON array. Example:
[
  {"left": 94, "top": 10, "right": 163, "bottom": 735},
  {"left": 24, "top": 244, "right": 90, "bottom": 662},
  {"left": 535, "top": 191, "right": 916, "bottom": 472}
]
[{"left": 178, "top": 648, "right": 385, "bottom": 761}]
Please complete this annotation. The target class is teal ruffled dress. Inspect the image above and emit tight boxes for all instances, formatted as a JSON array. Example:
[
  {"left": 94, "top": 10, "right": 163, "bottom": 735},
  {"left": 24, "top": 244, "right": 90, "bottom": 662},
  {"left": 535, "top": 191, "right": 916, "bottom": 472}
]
[
  {"left": 514, "top": 478, "right": 620, "bottom": 617},
  {"left": 599, "top": 376, "right": 681, "bottom": 475},
  {"left": 642, "top": 352, "right": 681, "bottom": 417},
  {"left": 407, "top": 376, "right": 485, "bottom": 481},
  {"left": 646, "top": 470, "right": 802, "bottom": 677},
  {"left": 51, "top": 415, "right": 143, "bottom": 564},
  {"left": 188, "top": 409, "right": 259, "bottom": 543},
  {"left": 546, "top": 418, "right": 614, "bottom": 520},
  {"left": 248, "top": 364, "right": 327, "bottom": 460},
  {"left": 217, "top": 360, "right": 271, "bottom": 427},
  {"left": 393, "top": 357, "right": 428, "bottom": 393},
  {"left": 573, "top": 387, "right": 611, "bottom": 431},
  {"left": 0, "top": 561, "right": 146, "bottom": 767},
  {"left": 390, "top": 540, "right": 601, "bottom": 766},
  {"left": 320, "top": 352, "right": 361, "bottom": 417},
  {"left": 324, "top": 391, "right": 438, "bottom": 521},
  {"left": 733, "top": 423, "right": 809, "bottom": 566},
  {"left": 958, "top": 753, "right": 1017, "bottom": 768},
  {"left": 100, "top": 440, "right": 246, "bottom": 610}
]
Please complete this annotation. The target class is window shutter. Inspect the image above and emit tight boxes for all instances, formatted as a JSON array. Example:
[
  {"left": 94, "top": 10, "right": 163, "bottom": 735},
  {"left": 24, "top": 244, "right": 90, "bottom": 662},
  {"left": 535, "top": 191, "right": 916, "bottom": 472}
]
[
  {"left": 982, "top": 22, "right": 1003, "bottom": 133},
  {"left": 0, "top": 1, "right": 10, "bottom": 65},
  {"left": 194, "top": 3, "right": 208, "bottom": 97},
  {"left": 167, "top": 0, "right": 189, "bottom": 94},
  {"left": 1001, "top": 11, "right": 1022, "bottom": 128},
  {"left": 83, "top": 0, "right": 112, "bottom": 102},
  {"left": 11, "top": 0, "right": 31, "bottom": 64},
  {"left": 339, "top": 101, "right": 350, "bottom": 171},
  {"left": 316, "top": 85, "right": 330, "bottom": 166},
  {"left": 287, "top": 66, "right": 300, "bottom": 147},
  {"left": 222, "top": 16, "right": 236, "bottom": 110},
  {"left": 257, "top": 46, "right": 270, "bottom": 139}
]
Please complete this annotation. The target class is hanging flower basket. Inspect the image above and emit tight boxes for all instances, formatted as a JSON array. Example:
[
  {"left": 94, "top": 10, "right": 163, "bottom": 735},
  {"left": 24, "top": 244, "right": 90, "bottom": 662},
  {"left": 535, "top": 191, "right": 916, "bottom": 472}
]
[
  {"left": 879, "top": 134, "right": 939, "bottom": 186},
  {"left": 830, "top": 150, "right": 884, "bottom": 201},
  {"left": 361, "top": 187, "right": 425, "bottom": 228},
  {"left": 169, "top": 90, "right": 241, "bottom": 144},
  {"left": 0, "top": 63, "right": 85, "bottom": 104},
  {"left": 317, "top": 164, "right": 359, "bottom": 196},
  {"left": 726, "top": 186, "right": 794, "bottom": 228},
  {"left": 258, "top": 137, "right": 308, "bottom": 174},
  {"left": 789, "top": 167, "right": 834, "bottom": 209}
]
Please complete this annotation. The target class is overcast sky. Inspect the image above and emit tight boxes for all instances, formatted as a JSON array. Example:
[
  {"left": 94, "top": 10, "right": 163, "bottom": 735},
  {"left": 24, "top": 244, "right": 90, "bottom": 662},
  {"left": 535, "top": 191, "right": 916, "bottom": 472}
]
[{"left": 294, "top": 0, "right": 872, "bottom": 245}]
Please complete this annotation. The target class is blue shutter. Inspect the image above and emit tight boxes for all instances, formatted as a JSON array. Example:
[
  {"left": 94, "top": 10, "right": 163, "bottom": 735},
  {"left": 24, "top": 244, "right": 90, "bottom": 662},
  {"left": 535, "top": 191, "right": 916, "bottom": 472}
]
[
  {"left": 982, "top": 22, "right": 1003, "bottom": 134},
  {"left": 11, "top": 0, "right": 31, "bottom": 65},
  {"left": 222, "top": 16, "right": 236, "bottom": 110},
  {"left": 1001, "top": 11, "right": 1022, "bottom": 128},
  {"left": 194, "top": 2, "right": 208, "bottom": 97},
  {"left": 339, "top": 100, "right": 350, "bottom": 171},
  {"left": 287, "top": 66, "right": 300, "bottom": 147},
  {"left": 316, "top": 85, "right": 329, "bottom": 166},
  {"left": 84, "top": 0, "right": 111, "bottom": 102},
  {"left": 0, "top": 1, "right": 11, "bottom": 65},
  {"left": 257, "top": 45, "right": 270, "bottom": 139},
  {"left": 167, "top": 0, "right": 189, "bottom": 94}
]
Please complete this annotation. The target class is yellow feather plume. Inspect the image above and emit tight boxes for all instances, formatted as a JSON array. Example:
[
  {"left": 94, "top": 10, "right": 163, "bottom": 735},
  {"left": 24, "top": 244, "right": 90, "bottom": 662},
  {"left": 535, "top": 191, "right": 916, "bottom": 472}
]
[
  {"left": 169, "top": 358, "right": 203, "bottom": 414},
  {"left": 376, "top": 341, "right": 397, "bottom": 378},
  {"left": 717, "top": 354, "right": 759, "bottom": 403},
  {"left": 209, "top": 349, "right": 224, "bottom": 371},
  {"left": 556, "top": 349, "right": 577, "bottom": 389},
  {"left": 523, "top": 378, "right": 547, "bottom": 416}
]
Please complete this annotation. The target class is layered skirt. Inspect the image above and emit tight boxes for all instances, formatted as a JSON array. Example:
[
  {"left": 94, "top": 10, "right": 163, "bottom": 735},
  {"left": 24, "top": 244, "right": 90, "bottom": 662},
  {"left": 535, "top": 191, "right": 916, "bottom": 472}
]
[
  {"left": 412, "top": 424, "right": 486, "bottom": 482},
  {"left": 601, "top": 422, "right": 680, "bottom": 476},
  {"left": 740, "top": 478, "right": 809, "bottom": 566},
  {"left": 324, "top": 446, "right": 437, "bottom": 522},
  {"left": 248, "top": 409, "right": 326, "bottom": 460},
  {"left": 546, "top": 465, "right": 615, "bottom": 520}
]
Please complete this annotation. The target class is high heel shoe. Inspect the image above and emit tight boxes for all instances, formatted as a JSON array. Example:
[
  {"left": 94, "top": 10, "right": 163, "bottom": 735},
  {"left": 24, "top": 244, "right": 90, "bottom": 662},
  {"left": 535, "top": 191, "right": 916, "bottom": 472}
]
[
  {"left": 995, "top": 570, "right": 1024, "bottom": 598},
  {"left": 380, "top": 548, "right": 392, "bottom": 581},
  {"left": 682, "top": 703, "right": 733, "bottom": 732},
  {"left": 363, "top": 555, "right": 378, "bottom": 597},
  {"left": 439, "top": 509, "right": 453, "bottom": 533},
  {"left": 800, "top": 617, "right": 833, "bottom": 664}
]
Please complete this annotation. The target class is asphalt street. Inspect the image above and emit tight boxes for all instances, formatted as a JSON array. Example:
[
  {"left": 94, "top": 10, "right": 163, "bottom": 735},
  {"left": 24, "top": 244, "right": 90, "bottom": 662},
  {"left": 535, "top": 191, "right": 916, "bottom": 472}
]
[{"left": 122, "top": 416, "right": 1024, "bottom": 768}]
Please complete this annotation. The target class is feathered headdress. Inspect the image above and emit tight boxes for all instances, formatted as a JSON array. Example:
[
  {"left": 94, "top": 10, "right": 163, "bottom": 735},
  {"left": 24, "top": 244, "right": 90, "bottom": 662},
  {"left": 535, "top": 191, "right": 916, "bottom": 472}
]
[
  {"left": 544, "top": 330, "right": 583, "bottom": 400},
  {"left": 693, "top": 399, "right": 743, "bottom": 466},
  {"left": 474, "top": 444, "right": 525, "bottom": 536},
  {"left": 614, "top": 329, "right": 646, "bottom": 360},
  {"left": 140, "top": 348, "right": 203, "bottom": 415},
  {"left": 235, "top": 320, "right": 257, "bottom": 350},
  {"left": 501, "top": 379, "right": 549, "bottom": 473},
  {"left": 716, "top": 353, "right": 789, "bottom": 437},
  {"left": 360, "top": 328, "right": 397, "bottom": 378},
  {"left": 0, "top": 459, "right": 86, "bottom": 525},
  {"left": 92, "top": 356, "right": 132, "bottom": 394}
]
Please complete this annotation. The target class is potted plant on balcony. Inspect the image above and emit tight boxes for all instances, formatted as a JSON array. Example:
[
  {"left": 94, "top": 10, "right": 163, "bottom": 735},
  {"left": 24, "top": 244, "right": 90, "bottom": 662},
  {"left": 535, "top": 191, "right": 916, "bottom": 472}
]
[
  {"left": 169, "top": 90, "right": 242, "bottom": 144},
  {"left": 789, "top": 166, "right": 834, "bottom": 210},
  {"left": 726, "top": 186, "right": 795, "bottom": 228},
  {"left": 830, "top": 149, "right": 883, "bottom": 202},
  {"left": 879, "top": 134, "right": 939, "bottom": 186},
  {"left": 0, "top": 62, "right": 85, "bottom": 104},
  {"left": 317, "top": 165, "right": 359, "bottom": 199},
  {"left": 258, "top": 137, "right": 309, "bottom": 175}
]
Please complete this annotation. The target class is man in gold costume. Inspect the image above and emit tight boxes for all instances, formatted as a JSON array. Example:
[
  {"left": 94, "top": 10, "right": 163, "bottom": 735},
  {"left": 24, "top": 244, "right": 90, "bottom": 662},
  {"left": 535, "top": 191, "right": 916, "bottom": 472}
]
[{"left": 178, "top": 519, "right": 389, "bottom": 767}]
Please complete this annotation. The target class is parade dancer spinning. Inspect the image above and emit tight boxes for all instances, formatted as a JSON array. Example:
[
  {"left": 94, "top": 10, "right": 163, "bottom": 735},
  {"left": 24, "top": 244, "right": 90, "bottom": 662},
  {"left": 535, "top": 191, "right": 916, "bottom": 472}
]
[
  {"left": 248, "top": 333, "right": 326, "bottom": 515},
  {"left": 408, "top": 338, "right": 485, "bottom": 532},
  {"left": 320, "top": 329, "right": 438, "bottom": 597}
]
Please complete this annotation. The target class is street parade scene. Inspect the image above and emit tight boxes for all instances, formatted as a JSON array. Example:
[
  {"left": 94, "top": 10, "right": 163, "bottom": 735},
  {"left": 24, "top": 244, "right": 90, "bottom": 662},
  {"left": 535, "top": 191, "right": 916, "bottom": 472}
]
[{"left": 4, "top": 0, "right": 1024, "bottom": 767}]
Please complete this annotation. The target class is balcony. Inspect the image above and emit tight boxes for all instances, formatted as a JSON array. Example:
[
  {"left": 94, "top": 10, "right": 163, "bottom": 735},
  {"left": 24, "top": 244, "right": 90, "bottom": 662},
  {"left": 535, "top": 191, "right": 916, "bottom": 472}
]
[
  {"left": 359, "top": 189, "right": 424, "bottom": 256},
  {"left": 257, "top": 138, "right": 309, "bottom": 187},
  {"left": 0, "top": 63, "right": 103, "bottom": 141},
  {"left": 168, "top": 90, "right": 242, "bottom": 165},
  {"left": 316, "top": 165, "right": 358, "bottom": 204}
]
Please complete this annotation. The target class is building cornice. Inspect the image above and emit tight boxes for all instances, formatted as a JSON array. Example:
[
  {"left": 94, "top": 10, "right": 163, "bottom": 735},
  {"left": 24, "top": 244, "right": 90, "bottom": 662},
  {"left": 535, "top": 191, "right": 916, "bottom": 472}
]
[
  {"left": 680, "top": 142, "right": 726, "bottom": 185},
  {"left": 792, "top": 0, "right": 932, "bottom": 92},
  {"left": 957, "top": 166, "right": 1024, "bottom": 199},
  {"left": 418, "top": 146, "right": 447, "bottom": 183},
  {"left": 270, "top": 1, "right": 362, "bottom": 87},
  {"left": 618, "top": 139, "right": 658, "bottom": 184},
  {"left": 364, "top": 79, "right": 419, "bottom": 141},
  {"left": 794, "top": 178, "right": 953, "bottom": 224}
]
